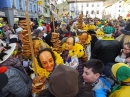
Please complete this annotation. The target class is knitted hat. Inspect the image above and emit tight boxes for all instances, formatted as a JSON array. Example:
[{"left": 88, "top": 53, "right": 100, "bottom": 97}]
[
  {"left": 49, "top": 65, "right": 78, "bottom": 97},
  {"left": 103, "top": 26, "right": 114, "bottom": 34},
  {"left": 112, "top": 63, "right": 130, "bottom": 82},
  {"left": 120, "top": 22, "right": 130, "bottom": 35}
]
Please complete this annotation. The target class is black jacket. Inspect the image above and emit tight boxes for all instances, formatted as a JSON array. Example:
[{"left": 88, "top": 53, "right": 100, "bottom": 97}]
[{"left": 91, "top": 40, "right": 121, "bottom": 65}]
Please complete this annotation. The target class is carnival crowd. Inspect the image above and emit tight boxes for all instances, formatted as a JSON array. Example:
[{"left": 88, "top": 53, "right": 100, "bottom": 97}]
[{"left": 0, "top": 15, "right": 130, "bottom": 97}]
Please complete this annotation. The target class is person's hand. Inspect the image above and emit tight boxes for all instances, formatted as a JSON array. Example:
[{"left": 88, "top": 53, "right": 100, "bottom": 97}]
[{"left": 125, "top": 58, "right": 130, "bottom": 63}]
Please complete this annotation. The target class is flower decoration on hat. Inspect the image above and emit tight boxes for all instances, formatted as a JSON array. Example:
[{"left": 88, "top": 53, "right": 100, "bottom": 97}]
[{"left": 96, "top": 29, "right": 104, "bottom": 39}]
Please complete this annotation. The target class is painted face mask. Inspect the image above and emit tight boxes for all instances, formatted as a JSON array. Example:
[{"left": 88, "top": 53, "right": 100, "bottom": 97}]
[
  {"left": 39, "top": 51, "right": 55, "bottom": 72},
  {"left": 80, "top": 33, "right": 88, "bottom": 44},
  {"left": 65, "top": 37, "right": 74, "bottom": 50}
]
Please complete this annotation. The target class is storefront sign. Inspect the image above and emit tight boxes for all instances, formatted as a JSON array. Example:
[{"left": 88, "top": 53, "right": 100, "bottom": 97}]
[
  {"left": 14, "top": 10, "right": 38, "bottom": 18},
  {"left": 0, "top": 11, "right": 5, "bottom": 17},
  {"left": 14, "top": 10, "right": 18, "bottom": 15}
]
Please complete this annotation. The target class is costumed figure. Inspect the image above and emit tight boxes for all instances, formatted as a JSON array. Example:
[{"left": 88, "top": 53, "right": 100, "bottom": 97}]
[
  {"left": 31, "top": 48, "right": 64, "bottom": 94},
  {"left": 38, "top": 15, "right": 44, "bottom": 27},
  {"left": 109, "top": 63, "right": 130, "bottom": 97},
  {"left": 78, "top": 31, "right": 91, "bottom": 60},
  {"left": 62, "top": 37, "right": 88, "bottom": 76},
  {"left": 96, "top": 29, "right": 105, "bottom": 40}
]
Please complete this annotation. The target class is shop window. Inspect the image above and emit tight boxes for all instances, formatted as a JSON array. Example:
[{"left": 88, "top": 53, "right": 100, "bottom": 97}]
[{"left": 19, "top": 0, "right": 22, "bottom": 10}]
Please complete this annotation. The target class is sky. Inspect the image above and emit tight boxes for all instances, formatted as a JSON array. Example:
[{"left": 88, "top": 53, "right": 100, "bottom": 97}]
[{"left": 57, "top": 0, "right": 64, "bottom": 4}]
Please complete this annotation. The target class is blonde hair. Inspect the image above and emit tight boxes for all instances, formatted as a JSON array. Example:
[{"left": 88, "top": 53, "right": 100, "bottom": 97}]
[{"left": 116, "top": 34, "right": 130, "bottom": 45}]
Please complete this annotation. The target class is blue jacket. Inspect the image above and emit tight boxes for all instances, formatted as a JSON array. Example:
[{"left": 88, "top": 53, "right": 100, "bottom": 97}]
[{"left": 93, "top": 77, "right": 111, "bottom": 97}]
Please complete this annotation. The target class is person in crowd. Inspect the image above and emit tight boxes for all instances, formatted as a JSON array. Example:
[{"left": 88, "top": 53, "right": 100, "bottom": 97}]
[
  {"left": 32, "top": 29, "right": 43, "bottom": 39},
  {"left": 38, "top": 15, "right": 44, "bottom": 27},
  {"left": 91, "top": 26, "right": 121, "bottom": 65},
  {"left": 62, "top": 37, "right": 87, "bottom": 76},
  {"left": 31, "top": 48, "right": 64, "bottom": 94},
  {"left": 118, "top": 16, "right": 126, "bottom": 27},
  {"left": 78, "top": 32, "right": 91, "bottom": 60},
  {"left": 0, "top": 40, "right": 32, "bottom": 97},
  {"left": 38, "top": 65, "right": 94, "bottom": 97},
  {"left": 115, "top": 42, "right": 130, "bottom": 65},
  {"left": 87, "top": 24, "right": 98, "bottom": 51},
  {"left": 1, "top": 66, "right": 32, "bottom": 97},
  {"left": 109, "top": 63, "right": 130, "bottom": 97},
  {"left": 83, "top": 59, "right": 111, "bottom": 97},
  {"left": 116, "top": 22, "right": 130, "bottom": 48},
  {"left": 3, "top": 26, "right": 12, "bottom": 43},
  {"left": 58, "top": 24, "right": 69, "bottom": 40}
]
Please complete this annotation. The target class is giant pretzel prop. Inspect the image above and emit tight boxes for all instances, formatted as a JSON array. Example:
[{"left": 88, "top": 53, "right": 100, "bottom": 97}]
[{"left": 23, "top": 0, "right": 46, "bottom": 94}]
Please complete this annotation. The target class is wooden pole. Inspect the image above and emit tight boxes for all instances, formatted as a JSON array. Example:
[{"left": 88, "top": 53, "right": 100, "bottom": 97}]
[
  {"left": 25, "top": 0, "right": 38, "bottom": 77},
  {"left": 52, "top": 13, "right": 56, "bottom": 33}
]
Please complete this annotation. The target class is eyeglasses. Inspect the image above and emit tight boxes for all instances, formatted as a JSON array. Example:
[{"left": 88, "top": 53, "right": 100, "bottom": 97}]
[{"left": 123, "top": 48, "right": 130, "bottom": 50}]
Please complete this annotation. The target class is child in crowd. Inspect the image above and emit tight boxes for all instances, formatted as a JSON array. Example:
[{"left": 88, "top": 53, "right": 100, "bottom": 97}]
[
  {"left": 82, "top": 59, "right": 111, "bottom": 97},
  {"left": 115, "top": 42, "right": 130, "bottom": 65}
]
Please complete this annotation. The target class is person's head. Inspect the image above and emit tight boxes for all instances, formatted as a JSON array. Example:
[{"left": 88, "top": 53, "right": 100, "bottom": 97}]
[
  {"left": 33, "top": 29, "right": 43, "bottom": 38},
  {"left": 112, "top": 63, "right": 130, "bottom": 83},
  {"left": 62, "top": 24, "right": 67, "bottom": 30},
  {"left": 123, "top": 42, "right": 130, "bottom": 54},
  {"left": 39, "top": 15, "right": 44, "bottom": 20},
  {"left": 37, "top": 48, "right": 56, "bottom": 72},
  {"left": 118, "top": 16, "right": 122, "bottom": 21},
  {"left": 79, "top": 32, "right": 88, "bottom": 44},
  {"left": 82, "top": 59, "right": 104, "bottom": 83},
  {"left": 65, "top": 37, "right": 75, "bottom": 50},
  {"left": 48, "top": 65, "right": 79, "bottom": 97}
]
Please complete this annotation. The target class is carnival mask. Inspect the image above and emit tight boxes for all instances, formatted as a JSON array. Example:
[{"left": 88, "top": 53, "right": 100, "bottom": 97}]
[
  {"left": 39, "top": 51, "right": 54, "bottom": 72},
  {"left": 65, "top": 37, "right": 74, "bottom": 50},
  {"left": 80, "top": 33, "right": 87, "bottom": 44}
]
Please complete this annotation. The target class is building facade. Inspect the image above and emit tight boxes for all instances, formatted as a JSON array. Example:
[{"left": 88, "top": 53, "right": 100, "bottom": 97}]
[
  {"left": 0, "top": 0, "right": 38, "bottom": 27},
  {"left": 103, "top": 0, "right": 129, "bottom": 19},
  {"left": 38, "top": 0, "right": 51, "bottom": 22},
  {"left": 69, "top": 1, "right": 104, "bottom": 19}
]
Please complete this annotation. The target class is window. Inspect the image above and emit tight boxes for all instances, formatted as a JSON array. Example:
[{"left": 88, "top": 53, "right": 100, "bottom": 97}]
[
  {"left": 119, "top": 10, "right": 120, "bottom": 12},
  {"left": 86, "top": 11, "right": 88, "bottom": 14},
  {"left": 25, "top": 1, "right": 26, "bottom": 10},
  {"left": 86, "top": 3, "right": 89, "bottom": 7},
  {"left": 11, "top": 0, "right": 16, "bottom": 8},
  {"left": 97, "top": 10, "right": 99, "bottom": 14},
  {"left": 92, "top": 4, "right": 94, "bottom": 7},
  {"left": 34, "top": 4, "right": 36, "bottom": 12},
  {"left": 119, "top": 5, "right": 121, "bottom": 8},
  {"left": 30, "top": 3, "right": 32, "bottom": 11},
  {"left": 97, "top": 4, "right": 99, "bottom": 7},
  {"left": 91, "top": 10, "right": 94, "bottom": 14},
  {"left": 44, "top": 7, "right": 47, "bottom": 13},
  {"left": 19, "top": 0, "right": 22, "bottom": 9}
]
